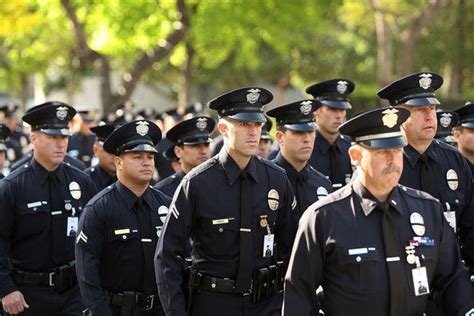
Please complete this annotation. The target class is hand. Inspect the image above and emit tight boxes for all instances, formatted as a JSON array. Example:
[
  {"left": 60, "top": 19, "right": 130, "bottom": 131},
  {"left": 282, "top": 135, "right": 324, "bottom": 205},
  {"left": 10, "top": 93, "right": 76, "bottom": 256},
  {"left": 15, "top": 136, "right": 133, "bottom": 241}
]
[{"left": 1, "top": 291, "right": 29, "bottom": 315}]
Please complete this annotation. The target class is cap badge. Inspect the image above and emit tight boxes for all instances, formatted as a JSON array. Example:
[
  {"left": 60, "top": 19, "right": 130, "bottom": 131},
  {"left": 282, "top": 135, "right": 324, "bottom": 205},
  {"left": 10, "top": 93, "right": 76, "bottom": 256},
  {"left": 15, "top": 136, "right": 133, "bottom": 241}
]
[
  {"left": 336, "top": 80, "right": 348, "bottom": 94},
  {"left": 56, "top": 107, "right": 68, "bottom": 120},
  {"left": 439, "top": 113, "right": 452, "bottom": 128},
  {"left": 419, "top": 73, "right": 432, "bottom": 90},
  {"left": 196, "top": 118, "right": 208, "bottom": 131},
  {"left": 300, "top": 100, "right": 312, "bottom": 115},
  {"left": 382, "top": 108, "right": 399, "bottom": 128},
  {"left": 136, "top": 121, "right": 149, "bottom": 136},
  {"left": 446, "top": 169, "right": 458, "bottom": 191},
  {"left": 246, "top": 88, "right": 261, "bottom": 104}
]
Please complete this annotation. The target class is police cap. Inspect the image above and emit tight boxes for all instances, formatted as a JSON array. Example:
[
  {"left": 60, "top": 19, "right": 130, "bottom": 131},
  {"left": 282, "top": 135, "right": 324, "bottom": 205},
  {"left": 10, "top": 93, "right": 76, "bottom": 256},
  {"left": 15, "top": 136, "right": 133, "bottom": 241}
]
[
  {"left": 377, "top": 72, "right": 443, "bottom": 106},
  {"left": 207, "top": 87, "right": 273, "bottom": 123},
  {"left": 260, "top": 118, "right": 273, "bottom": 141},
  {"left": 0, "top": 123, "right": 11, "bottom": 151},
  {"left": 305, "top": 79, "right": 355, "bottom": 110},
  {"left": 435, "top": 110, "right": 459, "bottom": 138},
  {"left": 103, "top": 120, "right": 161, "bottom": 155},
  {"left": 90, "top": 124, "right": 117, "bottom": 143},
  {"left": 338, "top": 107, "right": 410, "bottom": 149},
  {"left": 0, "top": 102, "right": 19, "bottom": 121},
  {"left": 454, "top": 102, "right": 474, "bottom": 129},
  {"left": 166, "top": 116, "right": 215, "bottom": 146},
  {"left": 266, "top": 99, "right": 320, "bottom": 132},
  {"left": 22, "top": 101, "right": 76, "bottom": 136}
]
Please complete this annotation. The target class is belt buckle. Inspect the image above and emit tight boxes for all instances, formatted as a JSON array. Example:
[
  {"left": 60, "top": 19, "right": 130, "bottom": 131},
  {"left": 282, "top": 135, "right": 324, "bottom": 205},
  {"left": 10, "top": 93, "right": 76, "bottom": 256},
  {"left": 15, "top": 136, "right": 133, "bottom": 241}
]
[
  {"left": 48, "top": 272, "right": 55, "bottom": 287},
  {"left": 145, "top": 295, "right": 154, "bottom": 311}
]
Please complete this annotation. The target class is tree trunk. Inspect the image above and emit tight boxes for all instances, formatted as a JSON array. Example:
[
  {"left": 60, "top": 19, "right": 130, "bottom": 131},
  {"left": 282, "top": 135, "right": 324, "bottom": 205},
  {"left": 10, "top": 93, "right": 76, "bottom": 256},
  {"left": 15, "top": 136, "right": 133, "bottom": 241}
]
[
  {"left": 177, "top": 42, "right": 194, "bottom": 114},
  {"left": 372, "top": 0, "right": 393, "bottom": 87},
  {"left": 444, "top": 0, "right": 465, "bottom": 97}
]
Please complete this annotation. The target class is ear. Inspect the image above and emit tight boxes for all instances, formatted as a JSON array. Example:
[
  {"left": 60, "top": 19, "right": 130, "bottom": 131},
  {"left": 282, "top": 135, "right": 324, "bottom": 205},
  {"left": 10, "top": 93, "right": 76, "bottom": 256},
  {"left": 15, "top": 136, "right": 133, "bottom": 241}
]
[
  {"left": 92, "top": 143, "right": 100, "bottom": 156},
  {"left": 348, "top": 146, "right": 362, "bottom": 167},
  {"left": 174, "top": 145, "right": 183, "bottom": 159},
  {"left": 114, "top": 156, "right": 122, "bottom": 171},
  {"left": 217, "top": 120, "right": 228, "bottom": 137},
  {"left": 275, "top": 130, "right": 284, "bottom": 145},
  {"left": 452, "top": 129, "right": 461, "bottom": 139}
]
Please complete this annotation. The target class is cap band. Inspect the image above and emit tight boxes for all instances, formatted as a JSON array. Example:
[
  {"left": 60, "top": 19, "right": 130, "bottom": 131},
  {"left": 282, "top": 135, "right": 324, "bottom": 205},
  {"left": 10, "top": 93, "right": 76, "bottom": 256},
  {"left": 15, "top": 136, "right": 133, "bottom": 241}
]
[{"left": 355, "top": 131, "right": 403, "bottom": 142}]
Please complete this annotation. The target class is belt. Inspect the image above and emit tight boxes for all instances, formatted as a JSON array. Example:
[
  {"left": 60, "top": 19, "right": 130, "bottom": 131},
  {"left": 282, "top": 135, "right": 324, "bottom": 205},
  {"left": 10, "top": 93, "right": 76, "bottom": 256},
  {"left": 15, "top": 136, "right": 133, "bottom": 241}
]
[
  {"left": 198, "top": 274, "right": 252, "bottom": 295},
  {"left": 12, "top": 261, "right": 76, "bottom": 293},
  {"left": 107, "top": 291, "right": 158, "bottom": 311}
]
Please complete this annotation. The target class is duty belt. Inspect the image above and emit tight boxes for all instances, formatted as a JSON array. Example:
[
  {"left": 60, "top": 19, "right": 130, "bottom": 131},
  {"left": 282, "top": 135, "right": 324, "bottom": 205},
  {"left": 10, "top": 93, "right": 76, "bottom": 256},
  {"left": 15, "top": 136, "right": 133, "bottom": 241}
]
[
  {"left": 12, "top": 261, "right": 77, "bottom": 293},
  {"left": 107, "top": 291, "right": 158, "bottom": 311}
]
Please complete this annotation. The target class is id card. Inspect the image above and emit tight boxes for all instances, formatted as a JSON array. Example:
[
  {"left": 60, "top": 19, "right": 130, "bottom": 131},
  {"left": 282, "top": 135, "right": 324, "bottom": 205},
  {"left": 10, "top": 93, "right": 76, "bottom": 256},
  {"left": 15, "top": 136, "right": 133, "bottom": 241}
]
[
  {"left": 443, "top": 211, "right": 456, "bottom": 232},
  {"left": 412, "top": 266, "right": 430, "bottom": 296},
  {"left": 263, "top": 234, "right": 274, "bottom": 258},
  {"left": 67, "top": 217, "right": 78, "bottom": 237}
]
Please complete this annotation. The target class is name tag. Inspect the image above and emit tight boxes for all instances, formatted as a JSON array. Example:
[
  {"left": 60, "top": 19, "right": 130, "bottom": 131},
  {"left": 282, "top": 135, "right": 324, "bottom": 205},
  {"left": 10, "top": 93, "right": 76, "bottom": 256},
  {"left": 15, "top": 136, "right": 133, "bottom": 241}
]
[
  {"left": 114, "top": 229, "right": 130, "bottom": 235},
  {"left": 27, "top": 201, "right": 42, "bottom": 208},
  {"left": 348, "top": 248, "right": 368, "bottom": 255},
  {"left": 212, "top": 218, "right": 234, "bottom": 225}
]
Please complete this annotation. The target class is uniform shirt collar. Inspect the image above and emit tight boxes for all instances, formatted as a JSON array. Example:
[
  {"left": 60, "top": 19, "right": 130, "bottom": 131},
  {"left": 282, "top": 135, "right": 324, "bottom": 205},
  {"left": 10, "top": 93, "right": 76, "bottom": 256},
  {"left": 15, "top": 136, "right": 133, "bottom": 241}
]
[
  {"left": 275, "top": 152, "right": 308, "bottom": 181},
  {"left": 218, "top": 149, "right": 259, "bottom": 185},
  {"left": 316, "top": 133, "right": 343, "bottom": 154},
  {"left": 116, "top": 180, "right": 153, "bottom": 210},
  {"left": 32, "top": 158, "right": 66, "bottom": 185},
  {"left": 352, "top": 177, "right": 404, "bottom": 216},
  {"left": 403, "top": 142, "right": 440, "bottom": 167}
]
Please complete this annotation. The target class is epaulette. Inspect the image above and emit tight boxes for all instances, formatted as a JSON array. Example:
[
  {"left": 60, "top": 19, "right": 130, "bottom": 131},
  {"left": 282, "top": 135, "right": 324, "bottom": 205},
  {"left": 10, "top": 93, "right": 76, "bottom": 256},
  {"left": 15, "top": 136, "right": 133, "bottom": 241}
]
[
  {"left": 257, "top": 156, "right": 287, "bottom": 174},
  {"left": 308, "top": 165, "right": 331, "bottom": 179},
  {"left": 155, "top": 174, "right": 180, "bottom": 189},
  {"left": 307, "top": 184, "right": 352, "bottom": 212},
  {"left": 340, "top": 134, "right": 351, "bottom": 143},
  {"left": 397, "top": 184, "right": 439, "bottom": 202},
  {"left": 433, "top": 139, "right": 462, "bottom": 154},
  {"left": 185, "top": 156, "right": 219, "bottom": 180},
  {"left": 4, "top": 162, "right": 31, "bottom": 179},
  {"left": 87, "top": 184, "right": 115, "bottom": 205}
]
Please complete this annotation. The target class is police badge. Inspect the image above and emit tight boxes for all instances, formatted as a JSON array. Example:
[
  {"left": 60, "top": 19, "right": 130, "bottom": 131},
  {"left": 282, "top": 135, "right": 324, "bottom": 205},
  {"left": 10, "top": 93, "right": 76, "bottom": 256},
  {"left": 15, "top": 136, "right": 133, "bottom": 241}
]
[
  {"left": 56, "top": 107, "right": 68, "bottom": 120},
  {"left": 246, "top": 88, "right": 261, "bottom": 104},
  {"left": 69, "top": 181, "right": 82, "bottom": 200},
  {"left": 410, "top": 212, "right": 425, "bottom": 236},
  {"left": 267, "top": 189, "right": 280, "bottom": 211},
  {"left": 299, "top": 100, "right": 312, "bottom": 115},
  {"left": 136, "top": 121, "right": 149, "bottom": 136},
  {"left": 381, "top": 108, "right": 399, "bottom": 128},
  {"left": 419, "top": 73, "right": 432, "bottom": 90},
  {"left": 196, "top": 117, "right": 207, "bottom": 131},
  {"left": 446, "top": 169, "right": 458, "bottom": 190},
  {"left": 439, "top": 113, "right": 452, "bottom": 128},
  {"left": 336, "top": 81, "right": 348, "bottom": 94}
]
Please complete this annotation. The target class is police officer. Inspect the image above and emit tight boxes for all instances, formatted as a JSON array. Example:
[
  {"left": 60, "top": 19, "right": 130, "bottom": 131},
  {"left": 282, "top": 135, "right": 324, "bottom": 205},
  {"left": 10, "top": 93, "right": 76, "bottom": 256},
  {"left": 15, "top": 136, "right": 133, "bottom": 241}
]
[
  {"left": 305, "top": 79, "right": 354, "bottom": 189},
  {"left": 68, "top": 108, "right": 97, "bottom": 168},
  {"left": 0, "top": 101, "right": 96, "bottom": 315},
  {"left": 85, "top": 124, "right": 118, "bottom": 192},
  {"left": 0, "top": 103, "right": 24, "bottom": 166},
  {"left": 283, "top": 106, "right": 474, "bottom": 315},
  {"left": 377, "top": 72, "right": 474, "bottom": 270},
  {"left": 0, "top": 124, "right": 11, "bottom": 179},
  {"left": 454, "top": 102, "right": 474, "bottom": 176},
  {"left": 155, "top": 87, "right": 296, "bottom": 316},
  {"left": 154, "top": 116, "right": 214, "bottom": 197},
  {"left": 75, "top": 120, "right": 171, "bottom": 315},
  {"left": 435, "top": 109, "right": 459, "bottom": 146},
  {"left": 266, "top": 99, "right": 332, "bottom": 220}
]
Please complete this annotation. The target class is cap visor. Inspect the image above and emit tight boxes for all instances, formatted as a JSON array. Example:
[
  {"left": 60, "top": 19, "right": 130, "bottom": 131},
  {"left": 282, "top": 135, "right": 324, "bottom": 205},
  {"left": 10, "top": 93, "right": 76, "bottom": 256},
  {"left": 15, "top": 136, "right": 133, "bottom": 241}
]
[
  {"left": 404, "top": 97, "right": 440, "bottom": 106},
  {"left": 182, "top": 137, "right": 212, "bottom": 146},
  {"left": 40, "top": 128, "right": 72, "bottom": 136},
  {"left": 360, "top": 136, "right": 407, "bottom": 149},
  {"left": 284, "top": 122, "right": 317, "bottom": 132},
  {"left": 461, "top": 122, "right": 474, "bottom": 129},
  {"left": 260, "top": 135, "right": 273, "bottom": 141},
  {"left": 321, "top": 100, "right": 352, "bottom": 110},
  {"left": 123, "top": 144, "right": 158, "bottom": 154},
  {"left": 227, "top": 112, "right": 266, "bottom": 123}
]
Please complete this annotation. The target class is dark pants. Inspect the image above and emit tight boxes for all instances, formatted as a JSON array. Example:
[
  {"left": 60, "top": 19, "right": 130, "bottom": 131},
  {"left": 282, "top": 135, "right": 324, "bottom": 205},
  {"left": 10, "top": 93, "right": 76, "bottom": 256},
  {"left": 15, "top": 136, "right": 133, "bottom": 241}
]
[
  {"left": 190, "top": 290, "right": 282, "bottom": 316},
  {"left": 5, "top": 284, "right": 83, "bottom": 316}
]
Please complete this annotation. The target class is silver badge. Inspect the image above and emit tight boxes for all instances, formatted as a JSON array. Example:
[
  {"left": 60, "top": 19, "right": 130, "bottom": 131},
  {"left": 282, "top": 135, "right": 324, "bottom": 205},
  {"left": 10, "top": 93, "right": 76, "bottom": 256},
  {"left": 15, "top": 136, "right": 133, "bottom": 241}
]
[
  {"left": 410, "top": 212, "right": 425, "bottom": 236},
  {"left": 382, "top": 108, "right": 399, "bottom": 128},
  {"left": 419, "top": 73, "right": 432, "bottom": 90},
  {"left": 267, "top": 189, "right": 280, "bottom": 211},
  {"left": 56, "top": 107, "right": 68, "bottom": 120},
  {"left": 69, "top": 181, "right": 82, "bottom": 200},
  {"left": 136, "top": 121, "right": 149, "bottom": 136},
  {"left": 158, "top": 205, "right": 169, "bottom": 223},
  {"left": 299, "top": 100, "right": 312, "bottom": 115},
  {"left": 196, "top": 118, "right": 208, "bottom": 131},
  {"left": 446, "top": 169, "right": 458, "bottom": 191},
  {"left": 246, "top": 88, "right": 261, "bottom": 104},
  {"left": 316, "top": 186, "right": 328, "bottom": 198},
  {"left": 336, "top": 80, "right": 348, "bottom": 94},
  {"left": 439, "top": 113, "right": 452, "bottom": 128}
]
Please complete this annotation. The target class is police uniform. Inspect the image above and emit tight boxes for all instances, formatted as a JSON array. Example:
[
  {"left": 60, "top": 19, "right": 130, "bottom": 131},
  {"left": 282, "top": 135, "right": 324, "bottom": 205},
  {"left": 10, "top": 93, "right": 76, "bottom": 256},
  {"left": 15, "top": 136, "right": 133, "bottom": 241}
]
[
  {"left": 0, "top": 124, "right": 11, "bottom": 179},
  {"left": 155, "top": 87, "right": 296, "bottom": 316},
  {"left": 75, "top": 120, "right": 171, "bottom": 316},
  {"left": 0, "top": 102, "right": 96, "bottom": 315},
  {"left": 85, "top": 124, "right": 118, "bottom": 192},
  {"left": 283, "top": 107, "right": 474, "bottom": 316},
  {"left": 154, "top": 116, "right": 215, "bottom": 197},
  {"left": 305, "top": 79, "right": 354, "bottom": 189},
  {"left": 378, "top": 72, "right": 474, "bottom": 270},
  {"left": 435, "top": 109, "right": 459, "bottom": 146},
  {"left": 10, "top": 152, "right": 87, "bottom": 172},
  {"left": 0, "top": 103, "right": 25, "bottom": 164},
  {"left": 266, "top": 100, "right": 333, "bottom": 219},
  {"left": 454, "top": 102, "right": 474, "bottom": 178}
]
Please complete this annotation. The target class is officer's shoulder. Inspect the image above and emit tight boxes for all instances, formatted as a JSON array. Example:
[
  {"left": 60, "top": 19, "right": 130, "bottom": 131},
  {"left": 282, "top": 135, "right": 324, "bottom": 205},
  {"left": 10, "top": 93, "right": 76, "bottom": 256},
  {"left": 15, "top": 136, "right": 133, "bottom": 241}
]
[
  {"left": 185, "top": 156, "right": 219, "bottom": 180},
  {"left": 87, "top": 184, "right": 115, "bottom": 206},
  {"left": 433, "top": 139, "right": 459, "bottom": 153},
  {"left": 307, "top": 184, "right": 352, "bottom": 212},
  {"left": 397, "top": 184, "right": 439, "bottom": 203},
  {"left": 339, "top": 134, "right": 351, "bottom": 145},
  {"left": 256, "top": 156, "right": 287, "bottom": 175},
  {"left": 308, "top": 165, "right": 331, "bottom": 181},
  {"left": 149, "top": 185, "right": 172, "bottom": 202},
  {"left": 155, "top": 173, "right": 180, "bottom": 189}
]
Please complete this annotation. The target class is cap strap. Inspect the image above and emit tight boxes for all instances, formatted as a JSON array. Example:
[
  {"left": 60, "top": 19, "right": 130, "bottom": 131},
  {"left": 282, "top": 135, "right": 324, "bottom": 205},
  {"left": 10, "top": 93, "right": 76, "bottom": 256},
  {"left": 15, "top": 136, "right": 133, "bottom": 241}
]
[{"left": 355, "top": 131, "right": 403, "bottom": 142}]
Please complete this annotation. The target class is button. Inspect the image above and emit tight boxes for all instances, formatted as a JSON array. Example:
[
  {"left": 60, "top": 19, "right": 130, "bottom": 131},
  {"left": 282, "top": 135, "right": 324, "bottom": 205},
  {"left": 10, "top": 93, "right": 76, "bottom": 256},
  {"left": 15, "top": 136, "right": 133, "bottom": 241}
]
[
  {"left": 122, "top": 235, "right": 127, "bottom": 240},
  {"left": 218, "top": 228, "right": 223, "bottom": 232},
  {"left": 211, "top": 283, "right": 216, "bottom": 288},
  {"left": 455, "top": 199, "right": 459, "bottom": 204},
  {"left": 356, "top": 256, "right": 361, "bottom": 262}
]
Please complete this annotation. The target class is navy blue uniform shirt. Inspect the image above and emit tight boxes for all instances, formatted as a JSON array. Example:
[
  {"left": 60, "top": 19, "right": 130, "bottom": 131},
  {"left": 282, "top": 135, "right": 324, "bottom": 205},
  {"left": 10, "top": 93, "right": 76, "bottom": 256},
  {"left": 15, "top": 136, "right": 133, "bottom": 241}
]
[
  {"left": 85, "top": 165, "right": 116, "bottom": 193},
  {"left": 283, "top": 178, "right": 474, "bottom": 316},
  {"left": 153, "top": 171, "right": 185, "bottom": 198},
  {"left": 67, "top": 133, "right": 96, "bottom": 168},
  {"left": 0, "top": 159, "right": 95, "bottom": 298},
  {"left": 75, "top": 181, "right": 171, "bottom": 316}
]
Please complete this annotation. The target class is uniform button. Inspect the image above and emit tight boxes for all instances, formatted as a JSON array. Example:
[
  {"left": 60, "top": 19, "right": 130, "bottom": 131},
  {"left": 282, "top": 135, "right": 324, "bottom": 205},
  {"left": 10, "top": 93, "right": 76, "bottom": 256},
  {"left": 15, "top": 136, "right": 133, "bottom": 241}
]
[
  {"left": 218, "top": 228, "right": 223, "bottom": 232},
  {"left": 455, "top": 199, "right": 459, "bottom": 204},
  {"left": 211, "top": 283, "right": 216, "bottom": 288},
  {"left": 356, "top": 256, "right": 361, "bottom": 262},
  {"left": 122, "top": 235, "right": 127, "bottom": 240}
]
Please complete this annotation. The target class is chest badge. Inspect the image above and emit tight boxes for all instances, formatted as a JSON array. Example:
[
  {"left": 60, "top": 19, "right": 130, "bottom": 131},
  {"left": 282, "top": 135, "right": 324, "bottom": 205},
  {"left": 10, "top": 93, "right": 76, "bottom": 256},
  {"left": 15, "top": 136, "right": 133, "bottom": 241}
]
[
  {"left": 410, "top": 212, "right": 425, "bottom": 236},
  {"left": 69, "top": 181, "right": 82, "bottom": 200},
  {"left": 267, "top": 189, "right": 279, "bottom": 211},
  {"left": 446, "top": 169, "right": 458, "bottom": 191},
  {"left": 316, "top": 187, "right": 328, "bottom": 199},
  {"left": 157, "top": 205, "right": 169, "bottom": 224}
]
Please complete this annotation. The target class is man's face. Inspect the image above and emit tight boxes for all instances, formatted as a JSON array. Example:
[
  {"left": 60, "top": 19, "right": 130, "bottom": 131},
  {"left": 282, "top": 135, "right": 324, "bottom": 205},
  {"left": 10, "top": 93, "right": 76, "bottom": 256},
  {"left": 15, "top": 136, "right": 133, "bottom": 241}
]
[
  {"left": 31, "top": 132, "right": 68, "bottom": 167},
  {"left": 115, "top": 151, "right": 155, "bottom": 184},
  {"left": 175, "top": 142, "right": 211, "bottom": 171},
  {"left": 0, "top": 150, "right": 5, "bottom": 170},
  {"left": 219, "top": 118, "right": 263, "bottom": 158},
  {"left": 257, "top": 139, "right": 272, "bottom": 160},
  {"left": 315, "top": 105, "right": 346, "bottom": 135},
  {"left": 351, "top": 145, "right": 403, "bottom": 191},
  {"left": 399, "top": 105, "right": 437, "bottom": 143},
  {"left": 277, "top": 129, "right": 315, "bottom": 163},
  {"left": 454, "top": 127, "right": 474, "bottom": 154},
  {"left": 93, "top": 143, "right": 116, "bottom": 176}
]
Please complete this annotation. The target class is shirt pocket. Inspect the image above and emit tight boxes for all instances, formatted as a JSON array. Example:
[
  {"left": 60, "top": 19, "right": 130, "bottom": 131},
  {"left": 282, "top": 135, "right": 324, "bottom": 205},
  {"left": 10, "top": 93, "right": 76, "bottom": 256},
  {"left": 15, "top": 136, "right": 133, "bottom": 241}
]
[
  {"left": 199, "top": 218, "right": 239, "bottom": 257},
  {"left": 107, "top": 228, "right": 141, "bottom": 243},
  {"left": 337, "top": 247, "right": 381, "bottom": 293},
  {"left": 17, "top": 202, "right": 50, "bottom": 236}
]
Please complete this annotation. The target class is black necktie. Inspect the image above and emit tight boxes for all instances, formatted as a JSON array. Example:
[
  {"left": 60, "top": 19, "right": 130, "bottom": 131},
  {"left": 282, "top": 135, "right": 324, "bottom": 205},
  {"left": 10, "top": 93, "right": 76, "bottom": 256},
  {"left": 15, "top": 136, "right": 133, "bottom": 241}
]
[
  {"left": 235, "top": 171, "right": 253, "bottom": 292},
  {"left": 419, "top": 153, "right": 438, "bottom": 198},
  {"left": 296, "top": 173, "right": 309, "bottom": 213},
  {"left": 135, "top": 198, "right": 156, "bottom": 294},
  {"left": 377, "top": 202, "right": 409, "bottom": 316},
  {"left": 48, "top": 172, "right": 63, "bottom": 265},
  {"left": 329, "top": 144, "right": 345, "bottom": 186}
]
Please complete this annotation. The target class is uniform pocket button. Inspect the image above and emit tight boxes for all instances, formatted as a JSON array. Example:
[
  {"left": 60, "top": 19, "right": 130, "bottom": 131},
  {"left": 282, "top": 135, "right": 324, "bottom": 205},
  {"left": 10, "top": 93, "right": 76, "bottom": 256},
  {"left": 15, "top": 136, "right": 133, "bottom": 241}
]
[
  {"left": 218, "top": 228, "right": 223, "bottom": 233},
  {"left": 356, "top": 256, "right": 361, "bottom": 262}
]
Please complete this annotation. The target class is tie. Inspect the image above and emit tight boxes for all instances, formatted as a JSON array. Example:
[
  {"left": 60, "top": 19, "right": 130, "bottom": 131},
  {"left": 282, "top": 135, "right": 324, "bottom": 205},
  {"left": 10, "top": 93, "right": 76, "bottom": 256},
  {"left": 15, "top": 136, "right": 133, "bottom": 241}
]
[
  {"left": 48, "top": 172, "right": 63, "bottom": 264},
  {"left": 419, "top": 153, "right": 438, "bottom": 198},
  {"left": 377, "top": 202, "right": 409, "bottom": 316},
  {"left": 296, "top": 173, "right": 309, "bottom": 213},
  {"left": 234, "top": 170, "right": 254, "bottom": 292},
  {"left": 135, "top": 198, "right": 156, "bottom": 294},
  {"left": 329, "top": 144, "right": 345, "bottom": 186}
]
